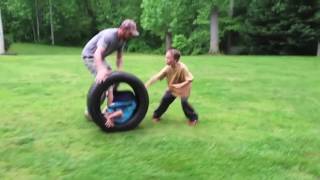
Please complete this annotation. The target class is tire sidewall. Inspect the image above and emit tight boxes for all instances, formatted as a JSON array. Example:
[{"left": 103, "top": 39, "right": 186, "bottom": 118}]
[{"left": 87, "top": 72, "right": 149, "bottom": 132}]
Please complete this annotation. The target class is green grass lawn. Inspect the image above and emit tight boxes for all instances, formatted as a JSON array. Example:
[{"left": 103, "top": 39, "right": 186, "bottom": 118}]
[{"left": 1, "top": 43, "right": 320, "bottom": 179}]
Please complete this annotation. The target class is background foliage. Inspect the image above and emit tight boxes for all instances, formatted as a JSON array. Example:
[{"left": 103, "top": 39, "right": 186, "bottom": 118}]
[{"left": 0, "top": 0, "right": 319, "bottom": 55}]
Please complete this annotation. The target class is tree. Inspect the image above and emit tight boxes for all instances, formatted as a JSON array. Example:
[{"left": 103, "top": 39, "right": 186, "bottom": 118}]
[
  {"left": 141, "top": 0, "right": 174, "bottom": 50},
  {"left": 317, "top": 41, "right": 320, "bottom": 56},
  {"left": 219, "top": 0, "right": 250, "bottom": 54},
  {"left": 317, "top": 3, "right": 320, "bottom": 56},
  {"left": 0, "top": 9, "right": 4, "bottom": 54},
  {"left": 35, "top": 0, "right": 40, "bottom": 41},
  {"left": 141, "top": 0, "right": 198, "bottom": 51},
  {"left": 226, "top": 0, "right": 234, "bottom": 52},
  {"left": 245, "top": 0, "right": 320, "bottom": 55},
  {"left": 3, "top": 0, "right": 33, "bottom": 41},
  {"left": 209, "top": 7, "right": 219, "bottom": 54},
  {"left": 49, "top": 0, "right": 54, "bottom": 45},
  {"left": 196, "top": 0, "right": 228, "bottom": 54},
  {"left": 43, "top": 0, "right": 92, "bottom": 45}
]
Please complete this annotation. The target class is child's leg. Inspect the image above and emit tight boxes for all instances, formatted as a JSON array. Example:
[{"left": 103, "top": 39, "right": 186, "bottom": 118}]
[
  {"left": 153, "top": 91, "right": 176, "bottom": 119},
  {"left": 102, "top": 87, "right": 114, "bottom": 112},
  {"left": 181, "top": 97, "right": 198, "bottom": 122},
  {"left": 106, "top": 87, "right": 114, "bottom": 106}
]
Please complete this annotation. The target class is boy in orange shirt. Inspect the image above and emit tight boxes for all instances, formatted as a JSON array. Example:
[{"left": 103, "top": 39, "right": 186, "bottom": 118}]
[{"left": 145, "top": 49, "right": 198, "bottom": 126}]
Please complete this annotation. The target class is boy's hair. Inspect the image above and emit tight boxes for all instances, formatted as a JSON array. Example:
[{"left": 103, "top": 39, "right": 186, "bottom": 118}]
[{"left": 167, "top": 48, "right": 181, "bottom": 61}]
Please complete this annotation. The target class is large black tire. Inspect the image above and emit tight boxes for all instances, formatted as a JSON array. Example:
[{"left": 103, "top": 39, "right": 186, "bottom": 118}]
[{"left": 87, "top": 72, "right": 149, "bottom": 132}]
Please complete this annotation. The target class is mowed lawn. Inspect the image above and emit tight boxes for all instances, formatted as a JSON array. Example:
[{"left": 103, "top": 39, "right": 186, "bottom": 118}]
[{"left": 0, "top": 43, "right": 319, "bottom": 179}]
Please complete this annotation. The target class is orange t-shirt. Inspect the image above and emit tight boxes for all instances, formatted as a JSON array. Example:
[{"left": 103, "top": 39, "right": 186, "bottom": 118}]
[{"left": 156, "top": 62, "right": 194, "bottom": 97}]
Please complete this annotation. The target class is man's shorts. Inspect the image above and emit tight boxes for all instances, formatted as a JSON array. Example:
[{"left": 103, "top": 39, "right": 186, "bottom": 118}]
[{"left": 82, "top": 57, "right": 112, "bottom": 76}]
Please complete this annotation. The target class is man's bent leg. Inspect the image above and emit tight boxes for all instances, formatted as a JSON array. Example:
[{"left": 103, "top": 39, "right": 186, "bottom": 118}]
[{"left": 83, "top": 57, "right": 112, "bottom": 120}]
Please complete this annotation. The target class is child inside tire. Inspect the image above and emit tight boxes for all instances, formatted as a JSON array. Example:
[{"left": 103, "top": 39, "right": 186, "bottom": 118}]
[{"left": 104, "top": 90, "right": 137, "bottom": 128}]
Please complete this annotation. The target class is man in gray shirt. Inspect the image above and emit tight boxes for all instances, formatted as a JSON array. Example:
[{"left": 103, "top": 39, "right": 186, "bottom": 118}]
[
  {"left": 82, "top": 19, "right": 139, "bottom": 120},
  {"left": 82, "top": 19, "right": 139, "bottom": 83}
]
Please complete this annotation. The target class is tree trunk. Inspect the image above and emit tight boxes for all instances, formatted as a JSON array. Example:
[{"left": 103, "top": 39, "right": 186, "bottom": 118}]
[
  {"left": 49, "top": 0, "right": 54, "bottom": 45},
  {"left": 209, "top": 8, "right": 219, "bottom": 54},
  {"left": 227, "top": 0, "right": 234, "bottom": 54},
  {"left": 317, "top": 41, "right": 320, "bottom": 56},
  {"left": 31, "top": 18, "right": 36, "bottom": 42},
  {"left": 228, "top": 0, "right": 234, "bottom": 17},
  {"left": 35, "top": 0, "right": 40, "bottom": 42},
  {"left": 165, "top": 31, "right": 172, "bottom": 51},
  {"left": 0, "top": 9, "right": 5, "bottom": 54}
]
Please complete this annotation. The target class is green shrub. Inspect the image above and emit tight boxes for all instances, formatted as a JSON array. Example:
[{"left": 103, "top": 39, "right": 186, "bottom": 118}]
[
  {"left": 172, "top": 29, "right": 210, "bottom": 55},
  {"left": 172, "top": 34, "right": 192, "bottom": 55},
  {"left": 127, "top": 39, "right": 152, "bottom": 53},
  {"left": 189, "top": 28, "right": 210, "bottom": 55}
]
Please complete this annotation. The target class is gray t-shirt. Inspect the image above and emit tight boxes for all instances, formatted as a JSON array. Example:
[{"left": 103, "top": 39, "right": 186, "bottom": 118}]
[{"left": 82, "top": 28, "right": 125, "bottom": 58}]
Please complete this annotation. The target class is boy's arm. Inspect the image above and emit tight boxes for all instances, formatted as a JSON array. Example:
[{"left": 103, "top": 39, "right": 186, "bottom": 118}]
[
  {"left": 145, "top": 75, "right": 158, "bottom": 88},
  {"left": 145, "top": 67, "right": 168, "bottom": 88},
  {"left": 170, "top": 80, "right": 192, "bottom": 89}
]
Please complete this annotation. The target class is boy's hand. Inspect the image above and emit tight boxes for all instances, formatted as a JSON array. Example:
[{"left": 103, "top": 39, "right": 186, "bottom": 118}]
[
  {"left": 144, "top": 83, "right": 149, "bottom": 89},
  {"left": 170, "top": 83, "right": 183, "bottom": 89},
  {"left": 170, "top": 80, "right": 191, "bottom": 89}
]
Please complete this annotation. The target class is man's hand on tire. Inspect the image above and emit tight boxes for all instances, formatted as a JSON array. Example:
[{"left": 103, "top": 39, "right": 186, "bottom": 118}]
[{"left": 95, "top": 67, "right": 110, "bottom": 84}]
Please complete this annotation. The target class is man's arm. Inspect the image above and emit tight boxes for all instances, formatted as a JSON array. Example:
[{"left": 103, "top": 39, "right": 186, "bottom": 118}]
[
  {"left": 94, "top": 46, "right": 110, "bottom": 84},
  {"left": 94, "top": 46, "right": 106, "bottom": 68},
  {"left": 116, "top": 50, "right": 123, "bottom": 71}
]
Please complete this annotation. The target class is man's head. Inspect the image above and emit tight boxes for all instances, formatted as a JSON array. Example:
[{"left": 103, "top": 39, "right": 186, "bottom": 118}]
[
  {"left": 118, "top": 19, "right": 139, "bottom": 40},
  {"left": 165, "top": 48, "right": 181, "bottom": 66}
]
